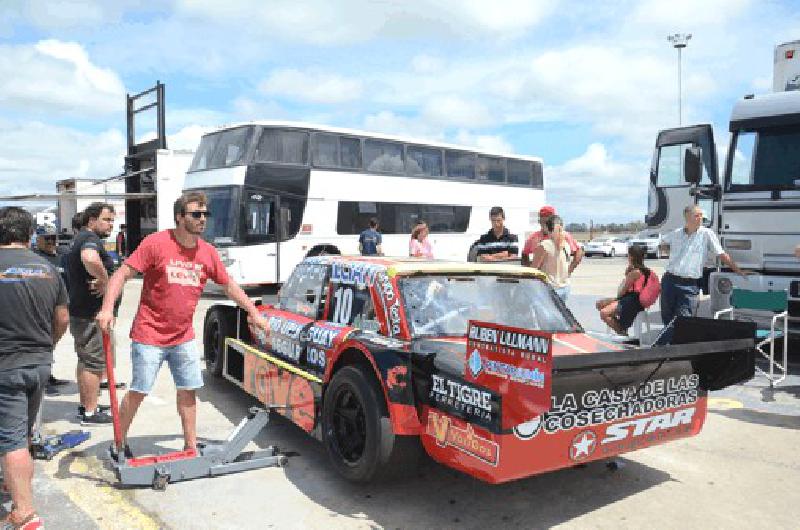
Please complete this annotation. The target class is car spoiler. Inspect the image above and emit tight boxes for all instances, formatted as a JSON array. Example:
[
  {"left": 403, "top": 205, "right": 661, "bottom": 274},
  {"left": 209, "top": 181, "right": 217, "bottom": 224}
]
[{"left": 554, "top": 317, "right": 756, "bottom": 390}]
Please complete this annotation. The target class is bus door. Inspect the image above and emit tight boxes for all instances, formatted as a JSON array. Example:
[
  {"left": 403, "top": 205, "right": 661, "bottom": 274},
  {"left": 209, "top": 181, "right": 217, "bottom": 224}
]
[
  {"left": 240, "top": 189, "right": 294, "bottom": 284},
  {"left": 645, "top": 124, "right": 720, "bottom": 233}
]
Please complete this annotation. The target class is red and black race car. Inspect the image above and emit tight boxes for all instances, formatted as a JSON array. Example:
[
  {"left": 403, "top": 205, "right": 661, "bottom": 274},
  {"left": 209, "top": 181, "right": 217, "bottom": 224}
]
[{"left": 203, "top": 256, "right": 755, "bottom": 483}]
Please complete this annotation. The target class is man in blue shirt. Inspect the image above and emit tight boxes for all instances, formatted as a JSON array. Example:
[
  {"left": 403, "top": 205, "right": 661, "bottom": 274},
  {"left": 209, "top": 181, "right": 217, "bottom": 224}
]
[{"left": 358, "top": 217, "right": 383, "bottom": 256}]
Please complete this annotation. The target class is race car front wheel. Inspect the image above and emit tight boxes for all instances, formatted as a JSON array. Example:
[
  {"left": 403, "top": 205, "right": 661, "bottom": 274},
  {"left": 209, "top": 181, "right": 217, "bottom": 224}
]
[{"left": 323, "top": 365, "right": 420, "bottom": 482}]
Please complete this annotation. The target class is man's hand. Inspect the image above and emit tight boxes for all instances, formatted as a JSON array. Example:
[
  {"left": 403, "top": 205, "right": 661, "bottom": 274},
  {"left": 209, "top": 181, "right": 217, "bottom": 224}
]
[
  {"left": 96, "top": 309, "right": 115, "bottom": 332},
  {"left": 248, "top": 311, "right": 269, "bottom": 334}
]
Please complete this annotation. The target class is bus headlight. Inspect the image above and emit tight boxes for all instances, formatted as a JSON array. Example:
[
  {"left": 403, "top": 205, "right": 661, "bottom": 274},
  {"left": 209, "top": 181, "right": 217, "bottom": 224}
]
[
  {"left": 717, "top": 277, "right": 733, "bottom": 295},
  {"left": 724, "top": 239, "right": 751, "bottom": 250}
]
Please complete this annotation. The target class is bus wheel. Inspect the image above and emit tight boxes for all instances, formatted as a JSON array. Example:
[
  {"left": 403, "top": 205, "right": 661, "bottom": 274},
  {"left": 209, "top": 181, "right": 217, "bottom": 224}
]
[
  {"left": 306, "top": 245, "right": 340, "bottom": 257},
  {"left": 203, "top": 308, "right": 233, "bottom": 377},
  {"left": 322, "top": 366, "right": 421, "bottom": 482}
]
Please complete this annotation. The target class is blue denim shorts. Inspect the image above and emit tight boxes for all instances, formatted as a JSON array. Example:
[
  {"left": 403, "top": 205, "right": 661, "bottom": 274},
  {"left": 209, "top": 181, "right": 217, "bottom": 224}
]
[
  {"left": 130, "top": 340, "right": 203, "bottom": 394},
  {"left": 0, "top": 364, "right": 50, "bottom": 454}
]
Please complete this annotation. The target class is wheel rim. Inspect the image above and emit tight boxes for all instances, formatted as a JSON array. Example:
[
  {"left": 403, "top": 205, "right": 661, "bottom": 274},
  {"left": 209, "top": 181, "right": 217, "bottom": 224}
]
[
  {"left": 206, "top": 319, "right": 220, "bottom": 365},
  {"left": 330, "top": 384, "right": 367, "bottom": 465}
]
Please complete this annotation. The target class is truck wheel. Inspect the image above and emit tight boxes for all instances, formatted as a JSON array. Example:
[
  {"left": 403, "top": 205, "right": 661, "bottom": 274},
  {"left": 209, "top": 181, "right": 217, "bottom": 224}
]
[
  {"left": 323, "top": 365, "right": 421, "bottom": 482},
  {"left": 203, "top": 308, "right": 233, "bottom": 377}
]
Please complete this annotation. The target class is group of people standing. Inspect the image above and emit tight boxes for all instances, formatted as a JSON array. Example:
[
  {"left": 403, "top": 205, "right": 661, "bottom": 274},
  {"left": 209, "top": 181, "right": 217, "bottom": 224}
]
[{"left": 0, "top": 193, "right": 270, "bottom": 528}]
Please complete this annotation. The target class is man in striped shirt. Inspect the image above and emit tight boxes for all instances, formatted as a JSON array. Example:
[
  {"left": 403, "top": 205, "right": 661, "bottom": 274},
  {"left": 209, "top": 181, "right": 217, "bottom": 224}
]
[{"left": 475, "top": 206, "right": 519, "bottom": 262}]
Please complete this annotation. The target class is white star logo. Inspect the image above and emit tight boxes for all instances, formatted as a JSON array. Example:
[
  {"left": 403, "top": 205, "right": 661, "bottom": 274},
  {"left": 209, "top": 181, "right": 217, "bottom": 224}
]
[{"left": 569, "top": 430, "right": 597, "bottom": 461}]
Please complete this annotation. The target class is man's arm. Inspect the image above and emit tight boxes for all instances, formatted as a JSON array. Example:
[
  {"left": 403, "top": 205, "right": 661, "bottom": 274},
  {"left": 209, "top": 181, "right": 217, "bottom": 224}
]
[
  {"left": 719, "top": 253, "right": 748, "bottom": 277},
  {"left": 96, "top": 264, "right": 137, "bottom": 331},
  {"left": 52, "top": 305, "right": 69, "bottom": 344},
  {"left": 569, "top": 247, "right": 584, "bottom": 275},
  {"left": 81, "top": 248, "right": 110, "bottom": 295},
  {"left": 223, "top": 280, "right": 268, "bottom": 331},
  {"left": 376, "top": 244, "right": 384, "bottom": 256}
]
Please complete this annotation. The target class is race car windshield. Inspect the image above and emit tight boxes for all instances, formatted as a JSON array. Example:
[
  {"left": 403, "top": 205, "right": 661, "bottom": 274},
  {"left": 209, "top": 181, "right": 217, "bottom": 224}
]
[{"left": 399, "top": 275, "right": 579, "bottom": 337}]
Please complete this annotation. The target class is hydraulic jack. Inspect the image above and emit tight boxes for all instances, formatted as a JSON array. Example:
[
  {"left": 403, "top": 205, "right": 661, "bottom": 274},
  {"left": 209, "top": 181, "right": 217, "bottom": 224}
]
[{"left": 102, "top": 332, "right": 288, "bottom": 490}]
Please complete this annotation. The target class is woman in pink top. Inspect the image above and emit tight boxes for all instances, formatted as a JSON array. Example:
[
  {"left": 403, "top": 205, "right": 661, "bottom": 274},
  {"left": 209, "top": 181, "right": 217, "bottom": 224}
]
[
  {"left": 595, "top": 245, "right": 649, "bottom": 335},
  {"left": 409, "top": 221, "right": 433, "bottom": 259}
]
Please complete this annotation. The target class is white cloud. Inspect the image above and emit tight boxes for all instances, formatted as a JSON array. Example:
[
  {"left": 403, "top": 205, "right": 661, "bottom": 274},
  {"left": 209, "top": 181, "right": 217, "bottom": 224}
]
[
  {"left": 0, "top": 40, "right": 125, "bottom": 116},
  {"left": 259, "top": 69, "right": 363, "bottom": 104},
  {"left": 422, "top": 96, "right": 492, "bottom": 129},
  {"left": 168, "top": 125, "right": 214, "bottom": 152},
  {"left": 454, "top": 130, "right": 513, "bottom": 154},
  {"left": 545, "top": 144, "right": 648, "bottom": 224},
  {"left": 411, "top": 54, "right": 444, "bottom": 74},
  {"left": 0, "top": 119, "right": 125, "bottom": 196}
]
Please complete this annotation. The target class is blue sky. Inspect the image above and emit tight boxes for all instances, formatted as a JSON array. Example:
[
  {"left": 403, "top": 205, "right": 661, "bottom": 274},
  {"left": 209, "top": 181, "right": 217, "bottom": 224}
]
[{"left": 0, "top": 0, "right": 797, "bottom": 223}]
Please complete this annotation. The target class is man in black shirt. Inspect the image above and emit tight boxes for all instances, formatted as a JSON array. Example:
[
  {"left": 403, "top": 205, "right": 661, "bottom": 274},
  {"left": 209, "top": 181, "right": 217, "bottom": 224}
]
[
  {"left": 474, "top": 206, "right": 519, "bottom": 262},
  {"left": 65, "top": 202, "right": 116, "bottom": 425},
  {"left": 0, "top": 207, "right": 69, "bottom": 528},
  {"left": 32, "top": 225, "right": 71, "bottom": 392}
]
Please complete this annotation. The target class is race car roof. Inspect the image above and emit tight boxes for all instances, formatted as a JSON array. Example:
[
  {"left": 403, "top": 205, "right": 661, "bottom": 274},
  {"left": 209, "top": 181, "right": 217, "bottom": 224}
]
[{"left": 308, "top": 255, "right": 548, "bottom": 280}]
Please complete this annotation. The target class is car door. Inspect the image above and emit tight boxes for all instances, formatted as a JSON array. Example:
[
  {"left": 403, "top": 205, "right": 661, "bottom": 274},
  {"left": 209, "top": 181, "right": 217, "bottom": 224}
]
[{"left": 646, "top": 124, "right": 720, "bottom": 234}]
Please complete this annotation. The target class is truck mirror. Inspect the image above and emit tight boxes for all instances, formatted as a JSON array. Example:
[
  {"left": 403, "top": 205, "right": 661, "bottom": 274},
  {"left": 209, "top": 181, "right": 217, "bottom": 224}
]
[{"left": 684, "top": 146, "right": 702, "bottom": 184}]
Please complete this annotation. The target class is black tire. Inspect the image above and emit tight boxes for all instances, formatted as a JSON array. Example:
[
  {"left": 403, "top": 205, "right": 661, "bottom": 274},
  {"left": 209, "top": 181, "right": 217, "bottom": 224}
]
[
  {"left": 322, "top": 365, "right": 421, "bottom": 482},
  {"left": 306, "top": 244, "right": 341, "bottom": 258},
  {"left": 203, "top": 308, "right": 234, "bottom": 377}
]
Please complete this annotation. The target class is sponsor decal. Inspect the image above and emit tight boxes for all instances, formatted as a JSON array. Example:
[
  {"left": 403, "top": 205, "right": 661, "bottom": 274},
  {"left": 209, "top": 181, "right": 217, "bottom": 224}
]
[
  {"left": 244, "top": 353, "right": 316, "bottom": 432},
  {"left": 601, "top": 408, "right": 695, "bottom": 445},
  {"left": 387, "top": 365, "right": 408, "bottom": 390},
  {"left": 519, "top": 374, "right": 700, "bottom": 439},
  {"left": 465, "top": 321, "right": 552, "bottom": 428},
  {"left": 377, "top": 272, "right": 402, "bottom": 336},
  {"left": 513, "top": 416, "right": 543, "bottom": 440},
  {"left": 430, "top": 374, "right": 495, "bottom": 428},
  {"left": 330, "top": 261, "right": 384, "bottom": 288},
  {"left": 426, "top": 411, "right": 499, "bottom": 466},
  {"left": 569, "top": 430, "right": 597, "bottom": 461}
]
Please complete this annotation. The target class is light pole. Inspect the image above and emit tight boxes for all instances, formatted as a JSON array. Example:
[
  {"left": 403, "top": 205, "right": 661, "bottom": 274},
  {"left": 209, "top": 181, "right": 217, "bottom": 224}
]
[{"left": 667, "top": 33, "right": 691, "bottom": 125}]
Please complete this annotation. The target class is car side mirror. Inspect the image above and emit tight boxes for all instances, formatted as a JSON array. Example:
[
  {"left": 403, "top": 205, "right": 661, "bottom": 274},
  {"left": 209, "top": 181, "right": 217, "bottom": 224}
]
[{"left": 684, "top": 146, "right": 702, "bottom": 185}]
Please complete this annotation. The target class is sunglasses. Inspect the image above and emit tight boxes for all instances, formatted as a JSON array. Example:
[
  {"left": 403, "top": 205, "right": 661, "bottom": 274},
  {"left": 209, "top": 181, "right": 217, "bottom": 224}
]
[{"left": 187, "top": 211, "right": 211, "bottom": 219}]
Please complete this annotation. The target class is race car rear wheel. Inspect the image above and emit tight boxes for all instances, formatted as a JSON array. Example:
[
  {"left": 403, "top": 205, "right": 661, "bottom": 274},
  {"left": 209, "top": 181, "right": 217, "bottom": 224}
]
[
  {"left": 323, "top": 365, "right": 420, "bottom": 482},
  {"left": 203, "top": 308, "right": 233, "bottom": 377}
]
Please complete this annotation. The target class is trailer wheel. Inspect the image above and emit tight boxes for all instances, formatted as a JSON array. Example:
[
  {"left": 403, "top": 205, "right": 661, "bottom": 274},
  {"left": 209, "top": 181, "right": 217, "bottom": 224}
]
[
  {"left": 204, "top": 308, "right": 233, "bottom": 377},
  {"left": 322, "top": 365, "right": 420, "bottom": 482},
  {"left": 306, "top": 244, "right": 340, "bottom": 257}
]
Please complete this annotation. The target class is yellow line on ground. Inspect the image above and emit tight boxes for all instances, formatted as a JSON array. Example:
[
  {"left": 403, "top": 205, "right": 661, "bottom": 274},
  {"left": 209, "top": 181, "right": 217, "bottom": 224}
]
[
  {"left": 46, "top": 453, "right": 161, "bottom": 529},
  {"left": 707, "top": 397, "right": 744, "bottom": 410}
]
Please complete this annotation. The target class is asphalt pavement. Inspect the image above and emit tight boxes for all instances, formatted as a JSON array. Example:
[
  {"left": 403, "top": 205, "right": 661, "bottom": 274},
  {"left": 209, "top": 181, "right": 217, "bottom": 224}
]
[{"left": 7, "top": 255, "right": 799, "bottom": 529}]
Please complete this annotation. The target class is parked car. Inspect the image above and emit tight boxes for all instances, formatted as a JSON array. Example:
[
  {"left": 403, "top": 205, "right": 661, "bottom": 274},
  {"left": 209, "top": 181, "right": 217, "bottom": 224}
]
[
  {"left": 202, "top": 255, "right": 755, "bottom": 484},
  {"left": 583, "top": 237, "right": 628, "bottom": 257},
  {"left": 628, "top": 231, "right": 665, "bottom": 258}
]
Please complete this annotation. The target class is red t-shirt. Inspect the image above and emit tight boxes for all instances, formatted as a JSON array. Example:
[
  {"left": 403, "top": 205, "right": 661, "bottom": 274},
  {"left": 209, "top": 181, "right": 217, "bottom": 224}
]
[{"left": 125, "top": 230, "right": 229, "bottom": 346}]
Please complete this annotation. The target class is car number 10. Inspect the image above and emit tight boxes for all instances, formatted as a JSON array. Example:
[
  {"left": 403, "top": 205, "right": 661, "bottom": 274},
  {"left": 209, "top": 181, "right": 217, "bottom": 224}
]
[{"left": 332, "top": 286, "right": 353, "bottom": 324}]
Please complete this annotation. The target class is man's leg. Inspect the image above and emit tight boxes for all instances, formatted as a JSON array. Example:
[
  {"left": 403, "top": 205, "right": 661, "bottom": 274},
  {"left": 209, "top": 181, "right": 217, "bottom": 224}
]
[
  {"left": 72, "top": 317, "right": 106, "bottom": 416},
  {"left": 77, "top": 367, "right": 102, "bottom": 413},
  {"left": 1, "top": 448, "right": 34, "bottom": 522},
  {"left": 660, "top": 275, "right": 676, "bottom": 326},
  {"left": 167, "top": 341, "right": 204, "bottom": 450},
  {"left": 674, "top": 284, "right": 699, "bottom": 319},
  {"left": 118, "top": 391, "right": 146, "bottom": 441},
  {"left": 176, "top": 390, "right": 197, "bottom": 450}
]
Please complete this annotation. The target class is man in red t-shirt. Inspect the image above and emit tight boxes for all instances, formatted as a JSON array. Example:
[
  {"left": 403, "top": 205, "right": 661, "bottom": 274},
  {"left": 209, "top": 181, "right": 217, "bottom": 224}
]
[
  {"left": 97, "top": 192, "right": 267, "bottom": 455},
  {"left": 522, "top": 205, "right": 584, "bottom": 275}
]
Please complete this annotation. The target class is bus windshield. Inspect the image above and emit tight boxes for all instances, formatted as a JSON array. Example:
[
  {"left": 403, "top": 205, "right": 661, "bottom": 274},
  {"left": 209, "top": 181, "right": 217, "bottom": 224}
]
[
  {"left": 399, "top": 275, "right": 579, "bottom": 338},
  {"left": 729, "top": 127, "right": 800, "bottom": 190},
  {"left": 198, "top": 186, "right": 239, "bottom": 245}
]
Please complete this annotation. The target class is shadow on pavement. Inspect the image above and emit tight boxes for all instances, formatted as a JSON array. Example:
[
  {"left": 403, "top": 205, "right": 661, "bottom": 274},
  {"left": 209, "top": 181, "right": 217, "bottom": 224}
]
[{"left": 194, "top": 369, "right": 673, "bottom": 529}]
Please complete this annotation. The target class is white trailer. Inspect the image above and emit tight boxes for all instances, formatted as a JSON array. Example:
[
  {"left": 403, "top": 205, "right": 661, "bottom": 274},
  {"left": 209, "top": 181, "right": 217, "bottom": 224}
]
[{"left": 774, "top": 40, "right": 800, "bottom": 92}]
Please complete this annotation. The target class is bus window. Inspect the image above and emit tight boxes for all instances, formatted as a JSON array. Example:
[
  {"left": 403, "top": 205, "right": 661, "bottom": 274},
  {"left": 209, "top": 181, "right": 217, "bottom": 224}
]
[
  {"left": 209, "top": 127, "right": 253, "bottom": 168},
  {"left": 340, "top": 137, "right": 361, "bottom": 169},
  {"left": 336, "top": 201, "right": 471, "bottom": 235},
  {"left": 312, "top": 133, "right": 339, "bottom": 167},
  {"left": 419, "top": 204, "right": 471, "bottom": 232},
  {"left": 407, "top": 146, "right": 443, "bottom": 177},
  {"left": 656, "top": 143, "right": 688, "bottom": 186},
  {"left": 446, "top": 151, "right": 476, "bottom": 179},
  {"left": 364, "top": 140, "right": 404, "bottom": 173},
  {"left": 476, "top": 156, "right": 505, "bottom": 183},
  {"left": 507, "top": 160, "right": 533, "bottom": 186},
  {"left": 189, "top": 134, "right": 219, "bottom": 171},
  {"left": 532, "top": 162, "right": 544, "bottom": 189},
  {"left": 255, "top": 129, "right": 309, "bottom": 165},
  {"left": 200, "top": 186, "right": 239, "bottom": 245},
  {"left": 245, "top": 193, "right": 272, "bottom": 241}
]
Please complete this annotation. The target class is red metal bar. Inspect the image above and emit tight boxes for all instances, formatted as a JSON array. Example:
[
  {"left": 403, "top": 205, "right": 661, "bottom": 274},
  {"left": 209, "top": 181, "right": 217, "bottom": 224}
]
[{"left": 102, "top": 331, "right": 124, "bottom": 453}]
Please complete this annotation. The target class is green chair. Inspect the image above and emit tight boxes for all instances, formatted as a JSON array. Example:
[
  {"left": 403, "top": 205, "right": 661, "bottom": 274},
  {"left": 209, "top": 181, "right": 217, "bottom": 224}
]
[{"left": 714, "top": 288, "right": 788, "bottom": 385}]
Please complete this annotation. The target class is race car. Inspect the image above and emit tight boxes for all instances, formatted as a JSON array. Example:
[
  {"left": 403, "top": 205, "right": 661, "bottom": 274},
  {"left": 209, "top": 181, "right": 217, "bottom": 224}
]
[{"left": 203, "top": 256, "right": 755, "bottom": 483}]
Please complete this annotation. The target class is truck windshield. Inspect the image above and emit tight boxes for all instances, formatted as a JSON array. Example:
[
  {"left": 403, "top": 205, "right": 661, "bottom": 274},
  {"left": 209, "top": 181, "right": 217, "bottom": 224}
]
[
  {"left": 729, "top": 127, "right": 800, "bottom": 190},
  {"left": 399, "top": 275, "right": 579, "bottom": 338}
]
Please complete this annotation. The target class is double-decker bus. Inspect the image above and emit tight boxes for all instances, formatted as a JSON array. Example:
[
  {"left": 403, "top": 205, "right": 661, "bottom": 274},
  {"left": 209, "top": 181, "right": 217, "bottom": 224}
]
[{"left": 183, "top": 122, "right": 545, "bottom": 286}]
